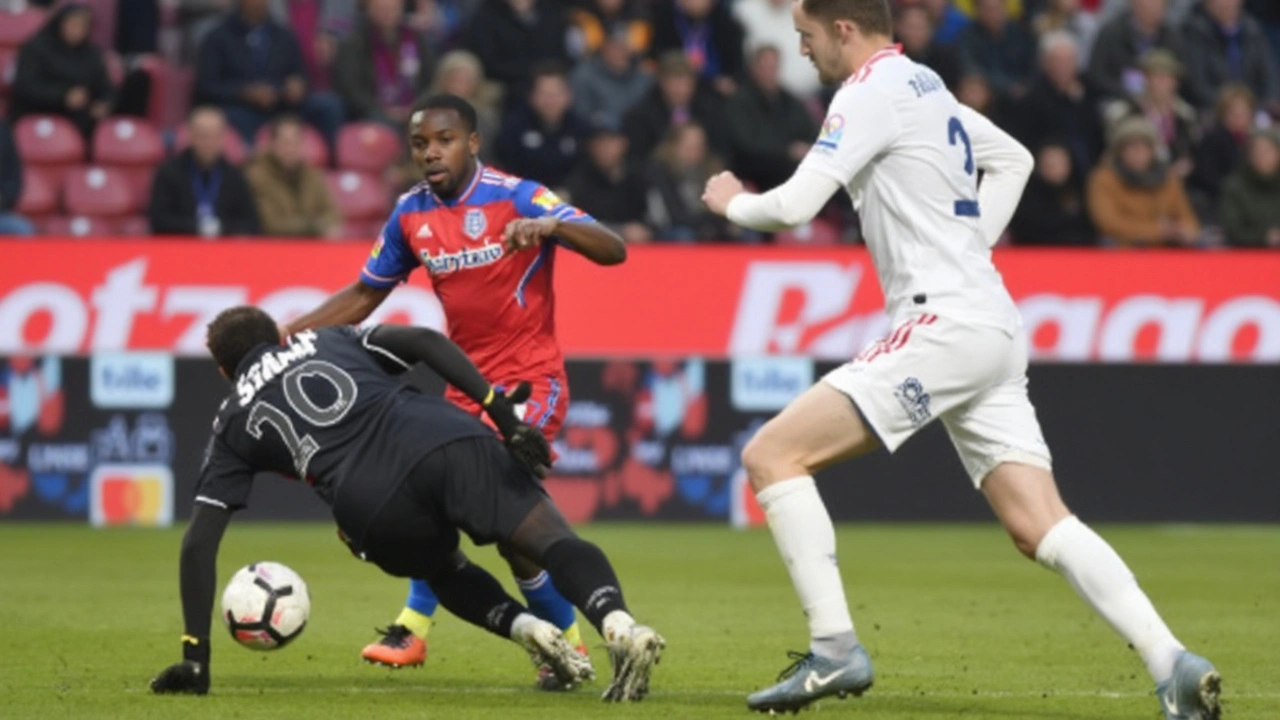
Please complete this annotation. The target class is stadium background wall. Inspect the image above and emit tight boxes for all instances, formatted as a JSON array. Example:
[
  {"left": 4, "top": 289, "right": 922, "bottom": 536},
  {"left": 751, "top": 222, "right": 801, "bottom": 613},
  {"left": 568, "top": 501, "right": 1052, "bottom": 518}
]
[{"left": 1, "top": 356, "right": 1276, "bottom": 525}]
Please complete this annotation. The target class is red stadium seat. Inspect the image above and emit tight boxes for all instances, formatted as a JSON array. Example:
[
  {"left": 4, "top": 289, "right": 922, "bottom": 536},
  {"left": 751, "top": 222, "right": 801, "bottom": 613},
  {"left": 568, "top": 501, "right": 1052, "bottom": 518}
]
[
  {"left": 41, "top": 215, "right": 115, "bottom": 237},
  {"left": 118, "top": 215, "right": 150, "bottom": 236},
  {"left": 0, "top": 46, "right": 16, "bottom": 96},
  {"left": 15, "top": 115, "right": 87, "bottom": 183},
  {"left": 336, "top": 122, "right": 402, "bottom": 173},
  {"left": 0, "top": 8, "right": 46, "bottom": 49},
  {"left": 326, "top": 170, "right": 390, "bottom": 223},
  {"left": 255, "top": 122, "right": 329, "bottom": 167},
  {"left": 172, "top": 124, "right": 247, "bottom": 165},
  {"left": 93, "top": 116, "right": 164, "bottom": 201},
  {"left": 63, "top": 166, "right": 137, "bottom": 217},
  {"left": 15, "top": 166, "right": 58, "bottom": 218},
  {"left": 340, "top": 219, "right": 384, "bottom": 240}
]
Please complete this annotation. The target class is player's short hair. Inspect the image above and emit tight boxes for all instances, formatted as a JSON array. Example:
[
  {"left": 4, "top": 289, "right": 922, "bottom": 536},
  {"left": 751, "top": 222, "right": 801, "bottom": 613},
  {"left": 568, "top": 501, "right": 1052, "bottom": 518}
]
[
  {"left": 410, "top": 94, "right": 478, "bottom": 134},
  {"left": 801, "top": 0, "right": 892, "bottom": 38},
  {"left": 207, "top": 305, "right": 280, "bottom": 377}
]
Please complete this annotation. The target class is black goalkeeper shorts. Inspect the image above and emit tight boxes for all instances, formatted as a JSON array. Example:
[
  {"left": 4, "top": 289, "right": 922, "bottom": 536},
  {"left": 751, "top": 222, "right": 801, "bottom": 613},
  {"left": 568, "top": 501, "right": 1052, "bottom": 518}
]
[{"left": 358, "top": 436, "right": 549, "bottom": 580}]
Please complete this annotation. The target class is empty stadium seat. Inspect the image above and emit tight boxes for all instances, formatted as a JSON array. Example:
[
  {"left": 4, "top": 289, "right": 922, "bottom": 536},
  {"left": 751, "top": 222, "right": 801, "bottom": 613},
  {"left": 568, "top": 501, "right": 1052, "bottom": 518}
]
[
  {"left": 93, "top": 116, "right": 164, "bottom": 201},
  {"left": 41, "top": 215, "right": 115, "bottom": 237},
  {"left": 63, "top": 166, "right": 137, "bottom": 218},
  {"left": 340, "top": 219, "right": 385, "bottom": 240},
  {"left": 0, "top": 7, "right": 45, "bottom": 49},
  {"left": 172, "top": 123, "right": 247, "bottom": 165},
  {"left": 255, "top": 123, "right": 329, "bottom": 167},
  {"left": 336, "top": 122, "right": 403, "bottom": 173},
  {"left": 14, "top": 115, "right": 86, "bottom": 185},
  {"left": 15, "top": 166, "right": 57, "bottom": 218},
  {"left": 117, "top": 215, "right": 150, "bottom": 236},
  {"left": 326, "top": 170, "right": 390, "bottom": 226}
]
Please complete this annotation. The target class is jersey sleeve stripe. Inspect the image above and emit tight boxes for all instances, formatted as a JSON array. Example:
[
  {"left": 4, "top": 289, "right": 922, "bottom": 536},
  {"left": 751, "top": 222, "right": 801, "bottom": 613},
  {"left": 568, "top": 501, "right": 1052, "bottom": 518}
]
[
  {"left": 194, "top": 495, "right": 228, "bottom": 509},
  {"left": 360, "top": 268, "right": 408, "bottom": 286},
  {"left": 360, "top": 331, "right": 413, "bottom": 370},
  {"left": 513, "top": 241, "right": 553, "bottom": 308}
]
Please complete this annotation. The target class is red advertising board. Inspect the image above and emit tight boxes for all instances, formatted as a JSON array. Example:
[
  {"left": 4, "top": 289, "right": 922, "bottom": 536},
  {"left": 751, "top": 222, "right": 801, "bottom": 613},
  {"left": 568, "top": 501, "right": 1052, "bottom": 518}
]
[{"left": 1, "top": 240, "right": 1276, "bottom": 362}]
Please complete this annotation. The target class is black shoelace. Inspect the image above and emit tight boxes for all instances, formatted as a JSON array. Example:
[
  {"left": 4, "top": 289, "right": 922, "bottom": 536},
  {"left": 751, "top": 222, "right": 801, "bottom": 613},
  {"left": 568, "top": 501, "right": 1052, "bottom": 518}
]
[
  {"left": 776, "top": 651, "right": 815, "bottom": 682},
  {"left": 374, "top": 624, "right": 413, "bottom": 647}
]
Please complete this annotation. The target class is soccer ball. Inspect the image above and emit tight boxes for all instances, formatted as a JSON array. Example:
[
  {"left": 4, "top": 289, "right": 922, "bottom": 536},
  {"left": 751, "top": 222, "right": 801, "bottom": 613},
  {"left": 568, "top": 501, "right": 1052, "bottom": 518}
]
[{"left": 221, "top": 561, "right": 310, "bottom": 651}]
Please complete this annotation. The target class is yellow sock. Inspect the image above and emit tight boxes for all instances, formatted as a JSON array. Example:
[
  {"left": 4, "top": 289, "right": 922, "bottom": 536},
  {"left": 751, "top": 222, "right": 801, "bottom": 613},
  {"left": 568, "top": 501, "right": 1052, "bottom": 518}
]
[
  {"left": 562, "top": 621, "right": 583, "bottom": 650},
  {"left": 395, "top": 607, "right": 433, "bottom": 639}
]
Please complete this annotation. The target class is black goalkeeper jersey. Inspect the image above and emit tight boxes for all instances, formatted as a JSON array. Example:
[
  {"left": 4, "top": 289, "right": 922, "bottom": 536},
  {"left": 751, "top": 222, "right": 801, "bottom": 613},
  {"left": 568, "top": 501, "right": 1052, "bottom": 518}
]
[{"left": 193, "top": 326, "right": 493, "bottom": 530}]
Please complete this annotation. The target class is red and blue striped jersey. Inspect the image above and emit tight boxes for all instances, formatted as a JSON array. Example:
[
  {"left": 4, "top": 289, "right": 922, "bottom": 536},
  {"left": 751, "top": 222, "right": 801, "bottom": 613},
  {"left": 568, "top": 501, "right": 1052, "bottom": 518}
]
[{"left": 360, "top": 163, "right": 593, "bottom": 385}]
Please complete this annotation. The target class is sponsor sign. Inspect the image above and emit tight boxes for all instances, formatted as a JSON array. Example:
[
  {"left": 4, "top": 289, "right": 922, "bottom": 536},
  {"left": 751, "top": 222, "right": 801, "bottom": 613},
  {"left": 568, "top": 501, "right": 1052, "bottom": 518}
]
[
  {"left": 90, "top": 352, "right": 174, "bottom": 408},
  {"left": 731, "top": 357, "right": 814, "bottom": 411},
  {"left": 89, "top": 463, "right": 173, "bottom": 527}
]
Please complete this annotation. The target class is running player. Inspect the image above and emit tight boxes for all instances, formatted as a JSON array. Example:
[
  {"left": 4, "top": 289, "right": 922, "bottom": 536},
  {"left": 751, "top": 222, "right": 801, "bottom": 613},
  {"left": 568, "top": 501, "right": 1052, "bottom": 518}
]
[
  {"left": 701, "top": 1, "right": 1220, "bottom": 717},
  {"left": 279, "top": 94, "right": 626, "bottom": 687},
  {"left": 150, "top": 307, "right": 663, "bottom": 701}
]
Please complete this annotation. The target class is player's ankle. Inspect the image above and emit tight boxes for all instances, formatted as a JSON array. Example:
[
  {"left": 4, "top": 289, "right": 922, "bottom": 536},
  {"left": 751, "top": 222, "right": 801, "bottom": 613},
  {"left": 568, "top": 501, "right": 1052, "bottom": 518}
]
[{"left": 395, "top": 607, "right": 434, "bottom": 639}]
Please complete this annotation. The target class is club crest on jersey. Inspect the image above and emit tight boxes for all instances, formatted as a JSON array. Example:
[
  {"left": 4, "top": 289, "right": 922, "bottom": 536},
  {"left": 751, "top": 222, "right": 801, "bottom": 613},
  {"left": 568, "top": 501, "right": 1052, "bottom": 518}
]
[
  {"left": 420, "top": 243, "right": 503, "bottom": 275},
  {"left": 816, "top": 114, "right": 845, "bottom": 150},
  {"left": 463, "top": 209, "right": 487, "bottom": 239},
  {"left": 532, "top": 187, "right": 564, "bottom": 212},
  {"left": 893, "top": 376, "right": 932, "bottom": 426}
]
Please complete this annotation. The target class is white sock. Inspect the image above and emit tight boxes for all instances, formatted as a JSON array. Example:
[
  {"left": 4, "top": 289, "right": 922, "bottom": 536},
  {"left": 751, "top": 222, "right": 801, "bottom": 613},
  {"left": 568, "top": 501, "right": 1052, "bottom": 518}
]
[
  {"left": 602, "top": 609, "right": 635, "bottom": 643},
  {"left": 1036, "top": 515, "right": 1184, "bottom": 683},
  {"left": 757, "top": 476, "right": 855, "bottom": 655},
  {"left": 510, "top": 612, "right": 540, "bottom": 641}
]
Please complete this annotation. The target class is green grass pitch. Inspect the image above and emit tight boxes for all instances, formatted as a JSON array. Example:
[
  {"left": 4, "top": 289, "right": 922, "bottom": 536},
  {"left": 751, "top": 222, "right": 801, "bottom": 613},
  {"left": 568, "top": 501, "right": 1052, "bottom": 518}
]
[{"left": 0, "top": 523, "right": 1276, "bottom": 719}]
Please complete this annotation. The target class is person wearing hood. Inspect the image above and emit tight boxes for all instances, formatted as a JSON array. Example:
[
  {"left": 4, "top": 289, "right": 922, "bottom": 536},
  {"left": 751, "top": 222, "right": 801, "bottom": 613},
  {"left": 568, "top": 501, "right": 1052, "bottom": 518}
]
[
  {"left": 244, "top": 114, "right": 342, "bottom": 237},
  {"left": 9, "top": 3, "right": 114, "bottom": 139},
  {"left": 1010, "top": 140, "right": 1095, "bottom": 246},
  {"left": 1220, "top": 128, "right": 1280, "bottom": 247},
  {"left": 332, "top": 0, "right": 435, "bottom": 126},
  {"left": 1087, "top": 116, "right": 1199, "bottom": 247}
]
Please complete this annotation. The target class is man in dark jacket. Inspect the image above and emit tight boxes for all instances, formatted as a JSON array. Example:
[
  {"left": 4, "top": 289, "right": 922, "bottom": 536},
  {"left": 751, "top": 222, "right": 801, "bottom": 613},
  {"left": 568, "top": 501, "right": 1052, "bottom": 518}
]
[
  {"left": 622, "top": 51, "right": 730, "bottom": 163},
  {"left": 1011, "top": 31, "right": 1106, "bottom": 177},
  {"left": 495, "top": 63, "right": 587, "bottom": 189},
  {"left": 0, "top": 119, "right": 34, "bottom": 236},
  {"left": 957, "top": 0, "right": 1037, "bottom": 100},
  {"left": 1221, "top": 128, "right": 1280, "bottom": 247},
  {"left": 332, "top": 0, "right": 434, "bottom": 126},
  {"left": 194, "top": 0, "right": 344, "bottom": 149},
  {"left": 649, "top": 0, "right": 744, "bottom": 97},
  {"left": 726, "top": 45, "right": 817, "bottom": 192},
  {"left": 1180, "top": 0, "right": 1279, "bottom": 112},
  {"left": 9, "top": 3, "right": 113, "bottom": 139},
  {"left": 464, "top": 0, "right": 570, "bottom": 102},
  {"left": 149, "top": 107, "right": 261, "bottom": 237},
  {"left": 897, "top": 3, "right": 963, "bottom": 90},
  {"left": 565, "top": 123, "right": 651, "bottom": 244},
  {"left": 1087, "top": 0, "right": 1182, "bottom": 103}
]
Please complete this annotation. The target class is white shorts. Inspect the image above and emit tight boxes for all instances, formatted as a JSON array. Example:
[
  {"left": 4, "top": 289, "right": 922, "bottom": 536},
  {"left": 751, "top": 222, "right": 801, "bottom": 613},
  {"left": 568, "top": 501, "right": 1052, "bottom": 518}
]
[{"left": 822, "top": 312, "right": 1053, "bottom": 488}]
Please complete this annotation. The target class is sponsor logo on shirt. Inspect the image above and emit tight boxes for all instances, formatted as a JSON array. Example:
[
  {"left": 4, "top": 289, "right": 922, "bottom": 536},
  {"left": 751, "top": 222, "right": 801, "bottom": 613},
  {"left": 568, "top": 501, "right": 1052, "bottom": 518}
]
[
  {"left": 816, "top": 113, "right": 845, "bottom": 150},
  {"left": 416, "top": 223, "right": 434, "bottom": 239},
  {"left": 420, "top": 243, "right": 504, "bottom": 276}
]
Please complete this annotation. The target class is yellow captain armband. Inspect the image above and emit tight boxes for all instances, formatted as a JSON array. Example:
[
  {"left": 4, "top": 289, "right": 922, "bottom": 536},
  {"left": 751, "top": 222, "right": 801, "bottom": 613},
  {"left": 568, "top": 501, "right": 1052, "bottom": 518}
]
[
  {"left": 482, "top": 387, "right": 495, "bottom": 407},
  {"left": 182, "top": 635, "right": 201, "bottom": 646}
]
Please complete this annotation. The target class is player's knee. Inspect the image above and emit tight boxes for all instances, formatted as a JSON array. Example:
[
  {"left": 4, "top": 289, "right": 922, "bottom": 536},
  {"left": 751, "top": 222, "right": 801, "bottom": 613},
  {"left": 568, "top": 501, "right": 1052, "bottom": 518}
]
[
  {"left": 741, "top": 430, "right": 795, "bottom": 492},
  {"left": 1009, "top": 530, "right": 1039, "bottom": 560}
]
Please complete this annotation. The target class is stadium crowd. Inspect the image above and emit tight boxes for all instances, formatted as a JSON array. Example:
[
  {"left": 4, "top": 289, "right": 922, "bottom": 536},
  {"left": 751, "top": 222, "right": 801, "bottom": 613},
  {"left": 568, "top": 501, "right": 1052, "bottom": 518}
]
[{"left": 0, "top": 0, "right": 1278, "bottom": 247}]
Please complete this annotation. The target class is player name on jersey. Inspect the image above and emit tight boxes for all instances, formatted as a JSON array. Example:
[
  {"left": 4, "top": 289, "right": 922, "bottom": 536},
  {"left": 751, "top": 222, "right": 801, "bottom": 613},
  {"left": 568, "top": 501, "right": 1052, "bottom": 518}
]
[{"left": 236, "top": 331, "right": 318, "bottom": 407}]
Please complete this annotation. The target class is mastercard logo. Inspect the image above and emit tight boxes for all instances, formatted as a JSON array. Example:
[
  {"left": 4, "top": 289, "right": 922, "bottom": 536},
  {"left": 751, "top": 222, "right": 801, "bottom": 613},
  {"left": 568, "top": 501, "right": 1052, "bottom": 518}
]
[{"left": 89, "top": 464, "right": 173, "bottom": 528}]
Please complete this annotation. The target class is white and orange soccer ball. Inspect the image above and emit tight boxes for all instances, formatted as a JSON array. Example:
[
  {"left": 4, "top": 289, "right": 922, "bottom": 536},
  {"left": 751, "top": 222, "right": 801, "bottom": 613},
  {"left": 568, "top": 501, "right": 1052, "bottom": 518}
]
[{"left": 221, "top": 562, "right": 310, "bottom": 651}]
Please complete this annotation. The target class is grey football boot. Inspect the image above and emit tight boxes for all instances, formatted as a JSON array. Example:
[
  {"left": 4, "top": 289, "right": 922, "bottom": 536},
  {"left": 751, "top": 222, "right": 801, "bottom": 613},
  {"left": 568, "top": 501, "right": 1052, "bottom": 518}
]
[
  {"left": 1157, "top": 651, "right": 1221, "bottom": 720},
  {"left": 746, "top": 645, "right": 874, "bottom": 714}
]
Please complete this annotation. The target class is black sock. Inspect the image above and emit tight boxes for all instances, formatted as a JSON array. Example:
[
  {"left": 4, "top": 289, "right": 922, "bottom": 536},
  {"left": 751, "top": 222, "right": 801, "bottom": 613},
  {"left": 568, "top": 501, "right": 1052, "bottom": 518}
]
[
  {"left": 540, "top": 537, "right": 628, "bottom": 634},
  {"left": 428, "top": 559, "right": 528, "bottom": 639}
]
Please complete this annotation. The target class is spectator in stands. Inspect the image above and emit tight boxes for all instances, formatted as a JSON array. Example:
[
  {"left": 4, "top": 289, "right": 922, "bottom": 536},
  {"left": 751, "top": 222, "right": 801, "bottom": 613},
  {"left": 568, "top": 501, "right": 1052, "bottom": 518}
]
[
  {"left": 624, "top": 51, "right": 730, "bottom": 163},
  {"left": 565, "top": 122, "right": 651, "bottom": 243},
  {"left": 1032, "top": 0, "right": 1100, "bottom": 66},
  {"left": 333, "top": 0, "right": 434, "bottom": 127},
  {"left": 429, "top": 50, "right": 503, "bottom": 156},
  {"left": 244, "top": 114, "right": 342, "bottom": 237},
  {"left": 1180, "top": 0, "right": 1279, "bottom": 113},
  {"left": 285, "top": 0, "right": 359, "bottom": 93},
  {"left": 495, "top": 62, "right": 585, "bottom": 190},
  {"left": 725, "top": 44, "right": 816, "bottom": 192},
  {"left": 406, "top": 0, "right": 470, "bottom": 50},
  {"left": 149, "top": 106, "right": 260, "bottom": 237},
  {"left": 0, "top": 119, "right": 34, "bottom": 236},
  {"left": 957, "top": 0, "right": 1038, "bottom": 100},
  {"left": 1087, "top": 0, "right": 1181, "bottom": 102},
  {"left": 647, "top": 122, "right": 730, "bottom": 241},
  {"left": 955, "top": 72, "right": 1011, "bottom": 126},
  {"left": 1221, "top": 128, "right": 1280, "bottom": 247},
  {"left": 1087, "top": 116, "right": 1199, "bottom": 246},
  {"left": 1011, "top": 140, "right": 1095, "bottom": 245},
  {"left": 897, "top": 3, "right": 963, "bottom": 90},
  {"left": 571, "top": 28, "right": 654, "bottom": 130},
  {"left": 194, "top": 0, "right": 344, "bottom": 150},
  {"left": 1189, "top": 84, "right": 1256, "bottom": 215},
  {"left": 9, "top": 4, "right": 113, "bottom": 140},
  {"left": 115, "top": 0, "right": 160, "bottom": 57},
  {"left": 1245, "top": 0, "right": 1280, "bottom": 58},
  {"left": 464, "top": 0, "right": 570, "bottom": 100},
  {"left": 734, "top": 0, "right": 820, "bottom": 99},
  {"left": 920, "top": 0, "right": 970, "bottom": 45},
  {"left": 1103, "top": 49, "right": 1199, "bottom": 179},
  {"left": 650, "top": 0, "right": 744, "bottom": 97},
  {"left": 567, "top": 0, "right": 651, "bottom": 59},
  {"left": 1011, "top": 31, "right": 1105, "bottom": 175}
]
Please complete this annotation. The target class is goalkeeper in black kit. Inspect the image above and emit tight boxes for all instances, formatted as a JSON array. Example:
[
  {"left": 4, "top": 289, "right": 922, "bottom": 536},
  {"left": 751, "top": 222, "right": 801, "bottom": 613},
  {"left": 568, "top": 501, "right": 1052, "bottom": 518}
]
[{"left": 150, "top": 306, "right": 664, "bottom": 701}]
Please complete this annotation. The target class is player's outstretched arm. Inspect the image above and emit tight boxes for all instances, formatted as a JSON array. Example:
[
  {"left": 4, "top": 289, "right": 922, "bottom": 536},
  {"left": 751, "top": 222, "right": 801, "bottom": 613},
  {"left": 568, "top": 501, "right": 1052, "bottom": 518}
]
[
  {"left": 279, "top": 281, "right": 392, "bottom": 338},
  {"left": 551, "top": 220, "right": 626, "bottom": 266},
  {"left": 151, "top": 503, "right": 232, "bottom": 696},
  {"left": 703, "top": 169, "right": 844, "bottom": 231}
]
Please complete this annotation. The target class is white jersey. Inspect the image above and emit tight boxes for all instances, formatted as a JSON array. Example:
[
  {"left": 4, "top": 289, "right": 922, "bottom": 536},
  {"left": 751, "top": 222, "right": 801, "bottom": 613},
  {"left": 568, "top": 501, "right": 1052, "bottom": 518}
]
[{"left": 799, "top": 46, "right": 1020, "bottom": 333}]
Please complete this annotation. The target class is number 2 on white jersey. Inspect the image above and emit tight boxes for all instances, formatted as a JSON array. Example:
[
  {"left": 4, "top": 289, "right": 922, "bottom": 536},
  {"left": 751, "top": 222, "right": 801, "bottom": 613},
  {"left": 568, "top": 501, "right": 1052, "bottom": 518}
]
[{"left": 947, "top": 116, "right": 980, "bottom": 218}]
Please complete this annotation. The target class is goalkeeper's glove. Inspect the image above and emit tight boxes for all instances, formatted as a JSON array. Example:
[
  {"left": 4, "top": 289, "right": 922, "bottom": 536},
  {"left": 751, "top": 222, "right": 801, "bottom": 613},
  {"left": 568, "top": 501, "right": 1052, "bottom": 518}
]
[
  {"left": 482, "top": 382, "right": 552, "bottom": 478},
  {"left": 151, "top": 635, "right": 210, "bottom": 695}
]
